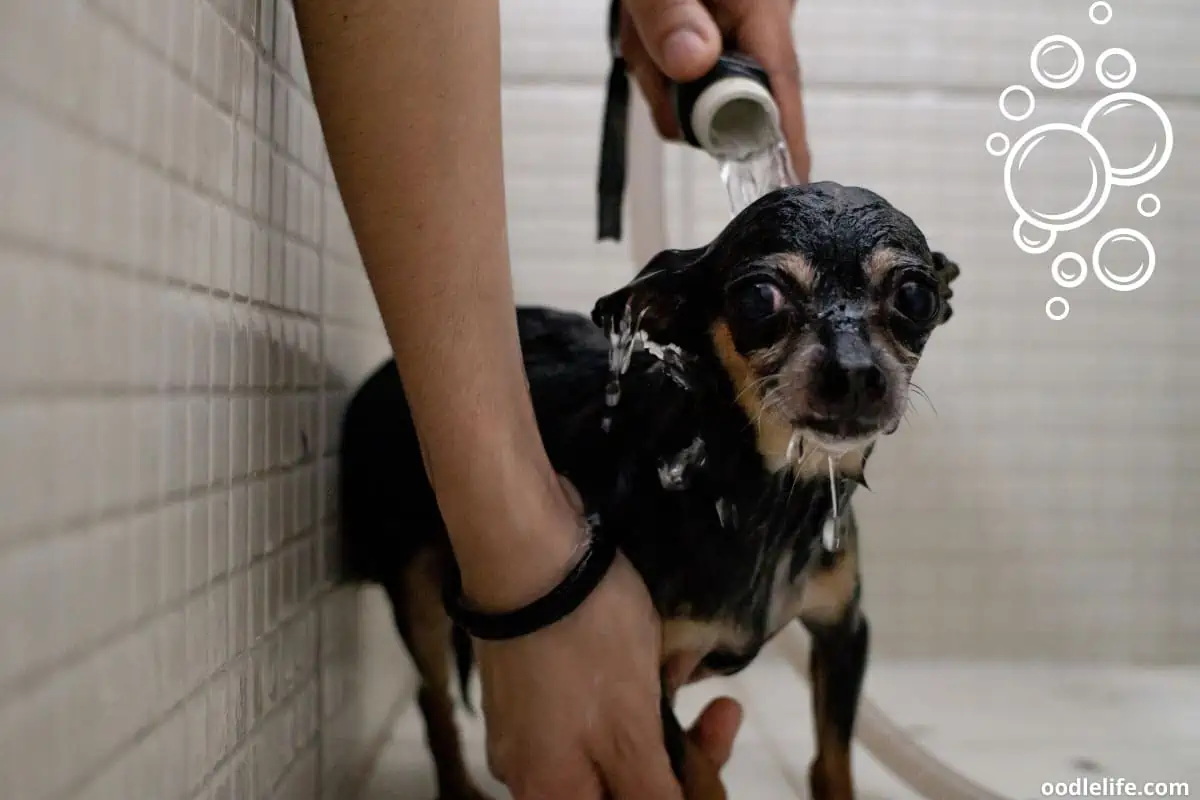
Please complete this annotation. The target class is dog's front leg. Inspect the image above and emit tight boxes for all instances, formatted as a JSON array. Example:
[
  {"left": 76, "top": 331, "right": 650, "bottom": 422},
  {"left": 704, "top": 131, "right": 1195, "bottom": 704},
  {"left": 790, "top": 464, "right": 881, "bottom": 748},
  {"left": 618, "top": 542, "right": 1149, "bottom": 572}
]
[{"left": 804, "top": 610, "right": 869, "bottom": 800}]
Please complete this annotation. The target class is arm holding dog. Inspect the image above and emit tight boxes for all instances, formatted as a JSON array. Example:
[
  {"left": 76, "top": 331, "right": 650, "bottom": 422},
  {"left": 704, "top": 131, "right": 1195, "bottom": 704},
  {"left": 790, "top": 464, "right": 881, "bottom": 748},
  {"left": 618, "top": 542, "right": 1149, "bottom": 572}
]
[{"left": 295, "top": 2, "right": 743, "bottom": 798}]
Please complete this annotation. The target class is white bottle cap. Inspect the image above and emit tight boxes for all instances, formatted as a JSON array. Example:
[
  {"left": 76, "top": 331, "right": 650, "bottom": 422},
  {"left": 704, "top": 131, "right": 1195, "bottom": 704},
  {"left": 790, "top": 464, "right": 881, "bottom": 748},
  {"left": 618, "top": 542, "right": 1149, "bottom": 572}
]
[{"left": 689, "top": 75, "right": 782, "bottom": 159}]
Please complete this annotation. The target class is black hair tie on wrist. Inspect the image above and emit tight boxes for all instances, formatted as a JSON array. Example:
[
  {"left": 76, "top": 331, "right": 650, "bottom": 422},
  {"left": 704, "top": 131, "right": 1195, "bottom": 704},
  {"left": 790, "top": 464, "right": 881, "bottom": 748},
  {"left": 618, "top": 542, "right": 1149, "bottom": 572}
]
[{"left": 443, "top": 524, "right": 618, "bottom": 641}]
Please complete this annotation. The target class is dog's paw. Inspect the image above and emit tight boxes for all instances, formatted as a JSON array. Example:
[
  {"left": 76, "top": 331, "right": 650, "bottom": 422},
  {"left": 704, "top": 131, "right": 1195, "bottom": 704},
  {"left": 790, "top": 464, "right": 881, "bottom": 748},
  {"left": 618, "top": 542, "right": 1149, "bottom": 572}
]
[
  {"left": 436, "top": 787, "right": 493, "bottom": 800},
  {"left": 809, "top": 758, "right": 855, "bottom": 800}
]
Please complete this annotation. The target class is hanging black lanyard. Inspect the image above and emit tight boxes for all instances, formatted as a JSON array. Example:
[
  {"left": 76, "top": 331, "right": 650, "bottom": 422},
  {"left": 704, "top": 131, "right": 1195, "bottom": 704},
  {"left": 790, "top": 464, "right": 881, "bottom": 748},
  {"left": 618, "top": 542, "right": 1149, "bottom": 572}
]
[{"left": 596, "top": 0, "right": 630, "bottom": 242}]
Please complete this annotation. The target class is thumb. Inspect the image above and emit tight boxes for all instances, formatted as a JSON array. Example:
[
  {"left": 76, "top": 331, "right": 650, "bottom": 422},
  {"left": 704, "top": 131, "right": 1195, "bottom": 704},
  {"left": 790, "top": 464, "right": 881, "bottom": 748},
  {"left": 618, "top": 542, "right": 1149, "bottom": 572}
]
[{"left": 622, "top": 0, "right": 722, "bottom": 82}]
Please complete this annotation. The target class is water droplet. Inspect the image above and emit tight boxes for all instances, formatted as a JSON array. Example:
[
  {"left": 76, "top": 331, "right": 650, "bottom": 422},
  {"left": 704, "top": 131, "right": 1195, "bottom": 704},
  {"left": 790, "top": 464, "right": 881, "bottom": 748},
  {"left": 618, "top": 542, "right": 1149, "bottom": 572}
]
[{"left": 658, "top": 437, "right": 707, "bottom": 490}]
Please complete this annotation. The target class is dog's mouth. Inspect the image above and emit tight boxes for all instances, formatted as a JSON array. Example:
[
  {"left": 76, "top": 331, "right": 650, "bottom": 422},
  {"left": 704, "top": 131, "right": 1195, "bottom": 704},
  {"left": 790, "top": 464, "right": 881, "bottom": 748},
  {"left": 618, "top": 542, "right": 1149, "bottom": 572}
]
[{"left": 796, "top": 415, "right": 885, "bottom": 445}]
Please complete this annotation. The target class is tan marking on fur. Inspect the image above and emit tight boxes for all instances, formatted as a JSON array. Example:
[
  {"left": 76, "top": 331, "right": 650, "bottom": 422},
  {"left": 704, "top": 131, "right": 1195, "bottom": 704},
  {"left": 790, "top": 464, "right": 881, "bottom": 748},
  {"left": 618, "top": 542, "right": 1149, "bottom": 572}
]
[
  {"left": 797, "top": 547, "right": 860, "bottom": 628},
  {"left": 711, "top": 321, "right": 794, "bottom": 469},
  {"left": 866, "top": 246, "right": 904, "bottom": 287},
  {"left": 399, "top": 548, "right": 489, "bottom": 800},
  {"left": 661, "top": 617, "right": 752, "bottom": 691},
  {"left": 660, "top": 620, "right": 737, "bottom": 800},
  {"left": 711, "top": 322, "right": 871, "bottom": 480},
  {"left": 809, "top": 727, "right": 855, "bottom": 800},
  {"left": 662, "top": 618, "right": 752, "bottom": 661},
  {"left": 809, "top": 638, "right": 856, "bottom": 800},
  {"left": 776, "top": 252, "right": 816, "bottom": 289}
]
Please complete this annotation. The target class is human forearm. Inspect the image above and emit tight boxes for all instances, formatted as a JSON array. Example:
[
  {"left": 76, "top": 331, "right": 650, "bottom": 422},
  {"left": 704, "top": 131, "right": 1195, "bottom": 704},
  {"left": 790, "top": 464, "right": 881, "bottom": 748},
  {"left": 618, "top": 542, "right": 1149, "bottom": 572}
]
[{"left": 295, "top": 0, "right": 578, "bottom": 603}]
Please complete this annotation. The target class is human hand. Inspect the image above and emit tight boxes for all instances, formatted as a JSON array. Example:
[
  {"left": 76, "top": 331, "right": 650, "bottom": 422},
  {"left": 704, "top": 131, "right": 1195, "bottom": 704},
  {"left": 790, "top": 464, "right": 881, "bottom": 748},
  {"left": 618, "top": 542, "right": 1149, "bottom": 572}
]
[
  {"left": 619, "top": 0, "right": 811, "bottom": 181},
  {"left": 468, "top": 479, "right": 742, "bottom": 799}
]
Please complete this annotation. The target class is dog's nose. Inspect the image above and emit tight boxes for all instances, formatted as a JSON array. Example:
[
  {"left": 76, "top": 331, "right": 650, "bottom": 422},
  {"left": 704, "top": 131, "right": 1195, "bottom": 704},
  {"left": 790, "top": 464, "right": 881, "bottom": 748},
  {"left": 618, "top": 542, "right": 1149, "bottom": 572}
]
[
  {"left": 815, "top": 332, "right": 887, "bottom": 413},
  {"left": 818, "top": 358, "right": 886, "bottom": 407}
]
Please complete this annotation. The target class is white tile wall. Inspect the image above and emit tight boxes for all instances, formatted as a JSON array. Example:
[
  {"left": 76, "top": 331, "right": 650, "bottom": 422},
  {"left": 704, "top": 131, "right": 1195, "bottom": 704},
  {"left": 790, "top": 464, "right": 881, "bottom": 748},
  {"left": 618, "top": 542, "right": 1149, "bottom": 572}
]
[
  {"left": 0, "top": 1, "right": 404, "bottom": 798},
  {"left": 0, "top": 0, "right": 1195, "bottom": 798}
]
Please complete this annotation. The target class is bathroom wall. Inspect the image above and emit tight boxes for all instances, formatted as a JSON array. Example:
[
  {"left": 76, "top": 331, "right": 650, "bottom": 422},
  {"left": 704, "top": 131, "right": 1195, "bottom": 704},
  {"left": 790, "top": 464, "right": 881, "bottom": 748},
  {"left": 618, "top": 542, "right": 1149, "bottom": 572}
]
[
  {"left": 0, "top": 1, "right": 1195, "bottom": 798},
  {"left": 0, "top": 1, "right": 403, "bottom": 798}
]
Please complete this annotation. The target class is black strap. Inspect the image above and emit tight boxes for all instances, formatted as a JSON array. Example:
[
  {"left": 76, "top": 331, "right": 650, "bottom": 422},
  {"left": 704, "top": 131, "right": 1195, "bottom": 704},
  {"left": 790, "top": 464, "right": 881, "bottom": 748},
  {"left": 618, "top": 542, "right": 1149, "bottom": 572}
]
[
  {"left": 597, "top": 0, "right": 629, "bottom": 241},
  {"left": 443, "top": 525, "right": 618, "bottom": 641}
]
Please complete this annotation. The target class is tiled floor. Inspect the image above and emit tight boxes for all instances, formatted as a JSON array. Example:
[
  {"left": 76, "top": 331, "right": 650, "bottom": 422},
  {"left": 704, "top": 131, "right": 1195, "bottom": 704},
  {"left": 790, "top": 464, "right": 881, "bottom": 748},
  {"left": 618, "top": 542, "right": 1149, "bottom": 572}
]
[{"left": 362, "top": 643, "right": 1200, "bottom": 799}]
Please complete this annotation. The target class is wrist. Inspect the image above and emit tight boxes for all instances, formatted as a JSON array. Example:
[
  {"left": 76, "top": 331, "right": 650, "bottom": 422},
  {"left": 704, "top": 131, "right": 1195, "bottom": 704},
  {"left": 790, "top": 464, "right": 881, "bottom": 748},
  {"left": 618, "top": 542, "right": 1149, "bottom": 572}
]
[{"left": 429, "top": 437, "right": 591, "bottom": 611}]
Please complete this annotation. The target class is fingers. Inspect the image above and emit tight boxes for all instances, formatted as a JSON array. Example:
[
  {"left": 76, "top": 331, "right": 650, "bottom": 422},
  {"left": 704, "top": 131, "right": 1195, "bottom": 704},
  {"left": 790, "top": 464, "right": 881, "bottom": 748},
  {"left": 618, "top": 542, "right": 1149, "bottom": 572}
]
[
  {"left": 506, "top": 763, "right": 606, "bottom": 800},
  {"left": 622, "top": 0, "right": 722, "bottom": 82},
  {"left": 685, "top": 697, "right": 744, "bottom": 769},
  {"left": 619, "top": 7, "right": 682, "bottom": 140},
  {"left": 734, "top": 6, "right": 811, "bottom": 180},
  {"left": 600, "top": 722, "right": 687, "bottom": 800}
]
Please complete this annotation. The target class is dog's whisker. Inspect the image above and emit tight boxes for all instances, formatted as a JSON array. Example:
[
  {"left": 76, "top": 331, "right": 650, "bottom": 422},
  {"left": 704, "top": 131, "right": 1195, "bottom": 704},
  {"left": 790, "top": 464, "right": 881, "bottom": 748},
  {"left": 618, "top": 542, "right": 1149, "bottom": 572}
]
[
  {"left": 909, "top": 382, "right": 938, "bottom": 416},
  {"left": 734, "top": 373, "right": 777, "bottom": 407}
]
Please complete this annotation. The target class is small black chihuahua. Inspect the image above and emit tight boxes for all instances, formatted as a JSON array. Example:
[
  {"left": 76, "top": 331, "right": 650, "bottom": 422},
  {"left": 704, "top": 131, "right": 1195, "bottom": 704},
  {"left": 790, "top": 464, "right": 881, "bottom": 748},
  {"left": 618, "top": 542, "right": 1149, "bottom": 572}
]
[{"left": 338, "top": 182, "right": 959, "bottom": 800}]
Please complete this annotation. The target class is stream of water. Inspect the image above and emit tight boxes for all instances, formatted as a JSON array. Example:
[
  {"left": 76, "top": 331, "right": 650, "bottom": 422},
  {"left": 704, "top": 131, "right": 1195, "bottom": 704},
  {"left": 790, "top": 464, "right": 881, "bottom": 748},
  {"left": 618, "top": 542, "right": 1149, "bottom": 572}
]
[{"left": 717, "top": 139, "right": 798, "bottom": 215}]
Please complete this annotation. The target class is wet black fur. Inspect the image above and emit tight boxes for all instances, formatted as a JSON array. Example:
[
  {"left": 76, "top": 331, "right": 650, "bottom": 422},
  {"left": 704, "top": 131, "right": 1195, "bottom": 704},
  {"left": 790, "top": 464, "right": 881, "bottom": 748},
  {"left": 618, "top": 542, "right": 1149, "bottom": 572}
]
[{"left": 338, "top": 182, "right": 959, "bottom": 790}]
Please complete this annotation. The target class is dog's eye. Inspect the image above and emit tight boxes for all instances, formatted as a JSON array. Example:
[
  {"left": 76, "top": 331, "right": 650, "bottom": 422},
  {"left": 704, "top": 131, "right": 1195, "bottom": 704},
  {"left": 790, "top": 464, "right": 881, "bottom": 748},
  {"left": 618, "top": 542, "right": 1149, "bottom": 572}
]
[
  {"left": 731, "top": 281, "right": 785, "bottom": 322},
  {"left": 894, "top": 281, "right": 938, "bottom": 323}
]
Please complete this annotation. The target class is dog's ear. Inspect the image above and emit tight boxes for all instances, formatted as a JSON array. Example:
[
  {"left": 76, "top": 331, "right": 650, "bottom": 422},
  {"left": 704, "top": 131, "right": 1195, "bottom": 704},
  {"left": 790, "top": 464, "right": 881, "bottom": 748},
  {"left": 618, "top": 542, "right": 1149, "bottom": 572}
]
[
  {"left": 591, "top": 246, "right": 707, "bottom": 339},
  {"left": 931, "top": 251, "right": 960, "bottom": 325}
]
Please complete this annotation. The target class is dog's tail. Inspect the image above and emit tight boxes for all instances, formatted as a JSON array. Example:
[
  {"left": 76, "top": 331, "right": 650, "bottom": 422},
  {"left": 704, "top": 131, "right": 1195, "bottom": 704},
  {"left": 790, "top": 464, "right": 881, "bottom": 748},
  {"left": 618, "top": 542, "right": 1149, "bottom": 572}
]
[{"left": 451, "top": 623, "right": 476, "bottom": 713}]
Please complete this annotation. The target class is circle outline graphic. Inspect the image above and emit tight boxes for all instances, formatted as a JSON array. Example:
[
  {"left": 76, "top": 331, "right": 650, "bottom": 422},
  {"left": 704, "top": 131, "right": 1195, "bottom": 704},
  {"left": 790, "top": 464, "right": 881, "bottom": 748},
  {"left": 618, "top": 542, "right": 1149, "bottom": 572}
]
[
  {"left": 986, "top": 132, "right": 1011, "bottom": 156},
  {"left": 1081, "top": 92, "right": 1174, "bottom": 186},
  {"left": 1089, "top": 1, "right": 1113, "bottom": 24},
  {"left": 1013, "top": 218, "right": 1057, "bottom": 255},
  {"left": 1095, "top": 48, "right": 1137, "bottom": 90},
  {"left": 1137, "top": 193, "right": 1161, "bottom": 217},
  {"left": 1091, "top": 228, "right": 1156, "bottom": 292},
  {"left": 1051, "top": 252, "right": 1088, "bottom": 289},
  {"left": 999, "top": 85, "right": 1036, "bottom": 122},
  {"left": 1030, "top": 35, "right": 1086, "bottom": 90},
  {"left": 1046, "top": 297, "right": 1070, "bottom": 321},
  {"left": 1004, "top": 122, "right": 1114, "bottom": 234}
]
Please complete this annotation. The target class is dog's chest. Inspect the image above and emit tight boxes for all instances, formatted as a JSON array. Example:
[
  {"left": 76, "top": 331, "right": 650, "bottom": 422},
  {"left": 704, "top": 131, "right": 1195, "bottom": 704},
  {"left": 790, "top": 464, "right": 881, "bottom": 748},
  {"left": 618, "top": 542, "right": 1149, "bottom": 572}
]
[
  {"left": 613, "top": 471, "right": 861, "bottom": 685},
  {"left": 660, "top": 535, "right": 860, "bottom": 685}
]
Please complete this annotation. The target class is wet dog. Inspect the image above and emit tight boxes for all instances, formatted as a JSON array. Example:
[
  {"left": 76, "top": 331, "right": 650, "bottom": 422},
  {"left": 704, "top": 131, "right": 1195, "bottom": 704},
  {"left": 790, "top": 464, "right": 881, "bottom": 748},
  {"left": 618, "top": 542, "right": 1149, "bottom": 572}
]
[{"left": 338, "top": 182, "right": 960, "bottom": 799}]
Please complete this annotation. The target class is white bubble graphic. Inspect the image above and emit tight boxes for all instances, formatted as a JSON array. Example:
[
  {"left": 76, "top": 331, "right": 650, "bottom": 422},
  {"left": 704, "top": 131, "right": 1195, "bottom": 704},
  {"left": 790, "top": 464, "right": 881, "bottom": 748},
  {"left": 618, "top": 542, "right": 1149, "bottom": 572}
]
[
  {"left": 994, "top": 5, "right": 1174, "bottom": 319},
  {"left": 1051, "top": 252, "right": 1088, "bottom": 289},
  {"left": 1014, "top": 219, "right": 1057, "bottom": 255},
  {"left": 1046, "top": 297, "right": 1070, "bottom": 321},
  {"left": 1095, "top": 48, "right": 1136, "bottom": 90},
  {"left": 1030, "top": 35, "right": 1086, "bottom": 90},
  {"left": 1081, "top": 92, "right": 1173, "bottom": 186},
  {"left": 1092, "top": 228, "right": 1155, "bottom": 292},
  {"left": 1004, "top": 123, "right": 1112, "bottom": 235},
  {"left": 1089, "top": 1, "right": 1113, "bottom": 24},
  {"left": 999, "top": 85, "right": 1036, "bottom": 122},
  {"left": 1137, "top": 193, "right": 1161, "bottom": 217}
]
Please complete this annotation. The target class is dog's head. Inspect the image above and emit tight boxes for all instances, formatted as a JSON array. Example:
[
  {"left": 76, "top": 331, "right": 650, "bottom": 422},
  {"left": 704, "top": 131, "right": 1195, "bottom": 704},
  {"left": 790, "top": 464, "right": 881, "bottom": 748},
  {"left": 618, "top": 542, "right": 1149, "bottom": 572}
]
[{"left": 592, "top": 181, "right": 959, "bottom": 478}]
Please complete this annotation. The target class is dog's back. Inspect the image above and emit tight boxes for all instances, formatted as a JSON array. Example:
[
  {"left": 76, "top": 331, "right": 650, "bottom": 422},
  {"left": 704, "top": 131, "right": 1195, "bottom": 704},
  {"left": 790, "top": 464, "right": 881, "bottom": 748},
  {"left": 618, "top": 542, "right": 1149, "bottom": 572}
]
[
  {"left": 338, "top": 358, "right": 442, "bottom": 587},
  {"left": 337, "top": 306, "right": 611, "bottom": 589}
]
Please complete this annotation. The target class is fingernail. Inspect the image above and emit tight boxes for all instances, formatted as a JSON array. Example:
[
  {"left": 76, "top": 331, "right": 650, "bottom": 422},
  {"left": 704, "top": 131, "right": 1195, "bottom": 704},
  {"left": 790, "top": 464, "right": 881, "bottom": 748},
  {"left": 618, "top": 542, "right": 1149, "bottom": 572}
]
[{"left": 661, "top": 28, "right": 707, "bottom": 75}]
